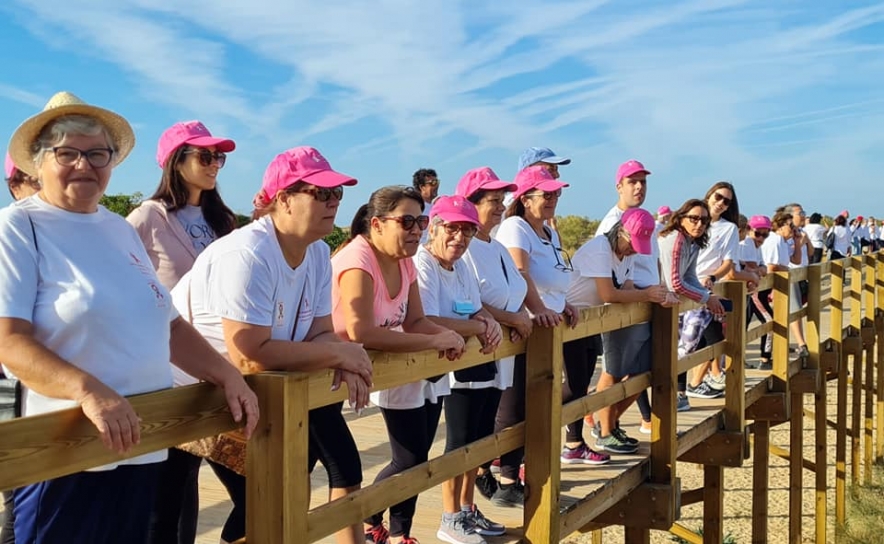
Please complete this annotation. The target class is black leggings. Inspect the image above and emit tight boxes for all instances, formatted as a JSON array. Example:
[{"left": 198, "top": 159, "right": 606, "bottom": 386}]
[
  {"left": 148, "top": 448, "right": 202, "bottom": 544},
  {"left": 636, "top": 390, "right": 651, "bottom": 422},
  {"left": 367, "top": 400, "right": 444, "bottom": 537},
  {"left": 748, "top": 289, "right": 773, "bottom": 361},
  {"left": 562, "top": 336, "right": 601, "bottom": 443},
  {"left": 1, "top": 489, "right": 14, "bottom": 544},
  {"left": 203, "top": 402, "right": 363, "bottom": 542},
  {"left": 444, "top": 388, "right": 502, "bottom": 452},
  {"left": 495, "top": 353, "right": 526, "bottom": 481}
]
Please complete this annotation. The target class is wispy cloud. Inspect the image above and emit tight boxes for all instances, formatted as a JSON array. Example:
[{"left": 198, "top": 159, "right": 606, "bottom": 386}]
[{"left": 4, "top": 0, "right": 884, "bottom": 218}]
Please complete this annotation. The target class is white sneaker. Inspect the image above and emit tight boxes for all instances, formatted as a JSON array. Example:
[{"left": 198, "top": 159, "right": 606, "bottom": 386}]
[{"left": 704, "top": 372, "right": 726, "bottom": 391}]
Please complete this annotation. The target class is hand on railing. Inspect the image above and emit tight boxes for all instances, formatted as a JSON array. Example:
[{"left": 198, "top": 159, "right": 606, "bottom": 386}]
[
  {"left": 329, "top": 343, "right": 373, "bottom": 411},
  {"left": 508, "top": 310, "right": 533, "bottom": 342},
  {"left": 531, "top": 307, "right": 563, "bottom": 328},
  {"left": 78, "top": 380, "right": 142, "bottom": 455},
  {"left": 473, "top": 313, "right": 503, "bottom": 353},
  {"left": 707, "top": 294, "right": 726, "bottom": 317},
  {"left": 643, "top": 285, "right": 671, "bottom": 305},
  {"left": 430, "top": 329, "right": 466, "bottom": 360},
  {"left": 219, "top": 372, "right": 260, "bottom": 440},
  {"left": 332, "top": 369, "right": 371, "bottom": 412},
  {"left": 562, "top": 302, "right": 578, "bottom": 329}
]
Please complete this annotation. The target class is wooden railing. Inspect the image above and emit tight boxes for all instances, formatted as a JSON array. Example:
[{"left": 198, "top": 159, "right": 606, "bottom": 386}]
[{"left": 1, "top": 253, "right": 882, "bottom": 543}]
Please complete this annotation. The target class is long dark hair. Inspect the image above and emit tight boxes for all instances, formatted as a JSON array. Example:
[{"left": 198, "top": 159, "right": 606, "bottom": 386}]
[
  {"left": 334, "top": 185, "right": 425, "bottom": 254},
  {"left": 704, "top": 181, "right": 740, "bottom": 225},
  {"left": 149, "top": 145, "right": 236, "bottom": 237},
  {"left": 660, "top": 198, "right": 711, "bottom": 248}
]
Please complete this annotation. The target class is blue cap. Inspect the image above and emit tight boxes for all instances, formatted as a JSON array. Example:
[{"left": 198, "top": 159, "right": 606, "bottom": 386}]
[{"left": 517, "top": 147, "right": 571, "bottom": 172}]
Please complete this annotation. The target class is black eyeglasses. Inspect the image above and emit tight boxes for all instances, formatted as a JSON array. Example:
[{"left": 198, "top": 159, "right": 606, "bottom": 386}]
[
  {"left": 380, "top": 214, "right": 430, "bottom": 231},
  {"left": 684, "top": 214, "right": 711, "bottom": 225},
  {"left": 184, "top": 148, "right": 227, "bottom": 168},
  {"left": 290, "top": 185, "right": 344, "bottom": 202},
  {"left": 712, "top": 192, "right": 732, "bottom": 207},
  {"left": 540, "top": 238, "right": 573, "bottom": 272},
  {"left": 48, "top": 146, "right": 114, "bottom": 169},
  {"left": 525, "top": 189, "right": 562, "bottom": 200},
  {"left": 440, "top": 223, "right": 478, "bottom": 238}
]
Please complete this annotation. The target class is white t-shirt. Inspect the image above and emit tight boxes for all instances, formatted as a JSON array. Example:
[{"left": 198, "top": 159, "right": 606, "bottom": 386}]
[
  {"left": 804, "top": 223, "right": 826, "bottom": 249},
  {"left": 738, "top": 238, "right": 762, "bottom": 266},
  {"left": 0, "top": 196, "right": 176, "bottom": 468},
  {"left": 786, "top": 236, "right": 808, "bottom": 268},
  {"left": 495, "top": 216, "right": 569, "bottom": 312},
  {"left": 695, "top": 219, "right": 739, "bottom": 278},
  {"left": 461, "top": 237, "right": 528, "bottom": 390},
  {"left": 173, "top": 205, "right": 216, "bottom": 252},
  {"left": 171, "top": 216, "right": 332, "bottom": 386},
  {"left": 596, "top": 205, "right": 659, "bottom": 288},
  {"left": 419, "top": 200, "right": 433, "bottom": 244},
  {"left": 413, "top": 245, "right": 483, "bottom": 401},
  {"left": 567, "top": 236, "right": 633, "bottom": 308},
  {"left": 761, "top": 232, "right": 791, "bottom": 268},
  {"left": 832, "top": 225, "right": 851, "bottom": 255}
]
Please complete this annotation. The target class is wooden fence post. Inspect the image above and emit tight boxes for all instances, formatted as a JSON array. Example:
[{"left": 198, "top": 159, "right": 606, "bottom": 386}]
[
  {"left": 807, "top": 263, "right": 827, "bottom": 543},
  {"left": 830, "top": 258, "right": 847, "bottom": 525},
  {"left": 523, "top": 324, "right": 563, "bottom": 544},
  {"left": 771, "top": 270, "right": 791, "bottom": 393},
  {"left": 752, "top": 420, "right": 770, "bottom": 544},
  {"left": 850, "top": 257, "right": 862, "bottom": 486},
  {"left": 863, "top": 255, "right": 876, "bottom": 485},
  {"left": 876, "top": 252, "right": 884, "bottom": 464},
  {"left": 246, "top": 372, "right": 310, "bottom": 544}
]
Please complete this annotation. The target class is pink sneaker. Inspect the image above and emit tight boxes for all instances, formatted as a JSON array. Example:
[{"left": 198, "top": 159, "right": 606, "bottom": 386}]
[{"left": 560, "top": 443, "right": 610, "bottom": 465}]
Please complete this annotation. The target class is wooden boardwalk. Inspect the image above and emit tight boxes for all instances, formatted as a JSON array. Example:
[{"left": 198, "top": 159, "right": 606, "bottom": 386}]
[{"left": 193, "top": 373, "right": 774, "bottom": 543}]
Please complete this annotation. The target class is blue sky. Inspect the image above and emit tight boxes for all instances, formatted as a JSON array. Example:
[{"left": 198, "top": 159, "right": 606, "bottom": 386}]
[{"left": 2, "top": 0, "right": 883, "bottom": 222}]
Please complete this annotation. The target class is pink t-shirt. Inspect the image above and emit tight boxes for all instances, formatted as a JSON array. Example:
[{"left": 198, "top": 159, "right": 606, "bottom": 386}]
[{"left": 331, "top": 235, "right": 417, "bottom": 337}]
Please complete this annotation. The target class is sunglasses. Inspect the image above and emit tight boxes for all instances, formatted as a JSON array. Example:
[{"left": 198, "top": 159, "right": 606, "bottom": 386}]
[
  {"left": 440, "top": 223, "right": 478, "bottom": 238},
  {"left": 540, "top": 238, "right": 573, "bottom": 272},
  {"left": 712, "top": 192, "right": 732, "bottom": 207},
  {"left": 184, "top": 148, "right": 227, "bottom": 168},
  {"left": 754, "top": 229, "right": 771, "bottom": 238},
  {"left": 422, "top": 178, "right": 439, "bottom": 187},
  {"left": 291, "top": 185, "right": 344, "bottom": 202},
  {"left": 525, "top": 189, "right": 562, "bottom": 200},
  {"left": 684, "top": 214, "right": 711, "bottom": 225},
  {"left": 380, "top": 214, "right": 430, "bottom": 231}
]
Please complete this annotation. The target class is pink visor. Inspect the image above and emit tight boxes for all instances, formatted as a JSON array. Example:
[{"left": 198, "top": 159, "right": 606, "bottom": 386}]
[
  {"left": 257, "top": 146, "right": 357, "bottom": 204},
  {"left": 512, "top": 165, "right": 569, "bottom": 199},
  {"left": 455, "top": 167, "right": 517, "bottom": 199},
  {"left": 156, "top": 120, "right": 235, "bottom": 168},
  {"left": 621, "top": 208, "right": 655, "bottom": 255},
  {"left": 429, "top": 195, "right": 481, "bottom": 225}
]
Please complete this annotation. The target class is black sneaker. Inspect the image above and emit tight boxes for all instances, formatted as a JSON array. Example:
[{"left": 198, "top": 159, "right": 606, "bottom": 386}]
[
  {"left": 758, "top": 361, "right": 773, "bottom": 371},
  {"left": 612, "top": 426, "right": 639, "bottom": 446},
  {"left": 796, "top": 345, "right": 809, "bottom": 359},
  {"left": 685, "top": 381, "right": 724, "bottom": 399},
  {"left": 474, "top": 470, "right": 498, "bottom": 500},
  {"left": 491, "top": 482, "right": 524, "bottom": 508},
  {"left": 595, "top": 433, "right": 638, "bottom": 454}
]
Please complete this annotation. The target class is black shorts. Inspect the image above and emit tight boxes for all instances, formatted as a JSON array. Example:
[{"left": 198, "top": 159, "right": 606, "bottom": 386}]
[{"left": 602, "top": 323, "right": 652, "bottom": 379}]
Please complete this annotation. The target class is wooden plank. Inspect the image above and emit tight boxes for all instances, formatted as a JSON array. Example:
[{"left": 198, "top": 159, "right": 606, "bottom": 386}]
[
  {"left": 676, "top": 342, "right": 726, "bottom": 376},
  {"left": 789, "top": 369, "right": 821, "bottom": 394},
  {"left": 650, "top": 301, "right": 678, "bottom": 511},
  {"left": 863, "top": 255, "right": 876, "bottom": 485},
  {"left": 745, "top": 321, "right": 774, "bottom": 345},
  {"left": 744, "top": 393, "right": 789, "bottom": 422},
  {"left": 670, "top": 523, "right": 703, "bottom": 544},
  {"left": 591, "top": 482, "right": 677, "bottom": 530},
  {"left": 723, "top": 281, "right": 746, "bottom": 432},
  {"left": 0, "top": 381, "right": 242, "bottom": 492},
  {"left": 752, "top": 420, "right": 770, "bottom": 544},
  {"left": 830, "top": 258, "right": 847, "bottom": 525},
  {"left": 562, "top": 303, "right": 653, "bottom": 342},
  {"left": 877, "top": 252, "right": 884, "bottom": 463},
  {"left": 703, "top": 465, "right": 724, "bottom": 544},
  {"left": 562, "top": 460, "right": 650, "bottom": 532},
  {"left": 523, "top": 325, "right": 563, "bottom": 544},
  {"left": 850, "top": 258, "right": 863, "bottom": 487},
  {"left": 679, "top": 431, "right": 746, "bottom": 467},
  {"left": 771, "top": 270, "right": 791, "bottom": 392},
  {"left": 560, "top": 372, "right": 651, "bottom": 428},
  {"left": 624, "top": 526, "right": 650, "bottom": 544},
  {"left": 246, "top": 373, "right": 309, "bottom": 544},
  {"left": 789, "top": 393, "right": 803, "bottom": 544},
  {"left": 306, "top": 422, "right": 525, "bottom": 540},
  {"left": 788, "top": 307, "right": 808, "bottom": 323}
]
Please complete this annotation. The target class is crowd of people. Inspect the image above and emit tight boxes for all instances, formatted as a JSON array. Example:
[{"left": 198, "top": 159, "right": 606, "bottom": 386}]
[{"left": 0, "top": 91, "right": 872, "bottom": 544}]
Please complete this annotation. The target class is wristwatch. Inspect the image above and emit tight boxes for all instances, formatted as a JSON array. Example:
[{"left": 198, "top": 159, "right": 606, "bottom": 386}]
[{"left": 709, "top": 274, "right": 717, "bottom": 284}]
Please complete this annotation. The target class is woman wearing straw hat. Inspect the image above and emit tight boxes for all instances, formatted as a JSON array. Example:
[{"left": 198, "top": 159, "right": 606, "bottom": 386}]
[
  {"left": 0, "top": 92, "right": 259, "bottom": 543},
  {"left": 125, "top": 120, "right": 239, "bottom": 544}
]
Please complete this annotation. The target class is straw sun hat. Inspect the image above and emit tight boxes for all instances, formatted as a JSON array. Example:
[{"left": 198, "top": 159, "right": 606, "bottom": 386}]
[{"left": 8, "top": 91, "right": 135, "bottom": 178}]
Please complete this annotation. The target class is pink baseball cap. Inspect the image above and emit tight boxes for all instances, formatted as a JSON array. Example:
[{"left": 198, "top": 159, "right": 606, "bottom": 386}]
[
  {"left": 839, "top": 210, "right": 849, "bottom": 218},
  {"left": 748, "top": 215, "right": 772, "bottom": 230},
  {"left": 455, "top": 167, "right": 517, "bottom": 199},
  {"left": 657, "top": 205, "right": 672, "bottom": 216},
  {"left": 512, "top": 165, "right": 569, "bottom": 199},
  {"left": 621, "top": 208, "right": 655, "bottom": 255},
  {"left": 616, "top": 160, "right": 651, "bottom": 184},
  {"left": 429, "top": 195, "right": 481, "bottom": 226},
  {"left": 256, "top": 146, "right": 357, "bottom": 205},
  {"left": 4, "top": 152, "right": 16, "bottom": 179},
  {"left": 156, "top": 120, "right": 235, "bottom": 168}
]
